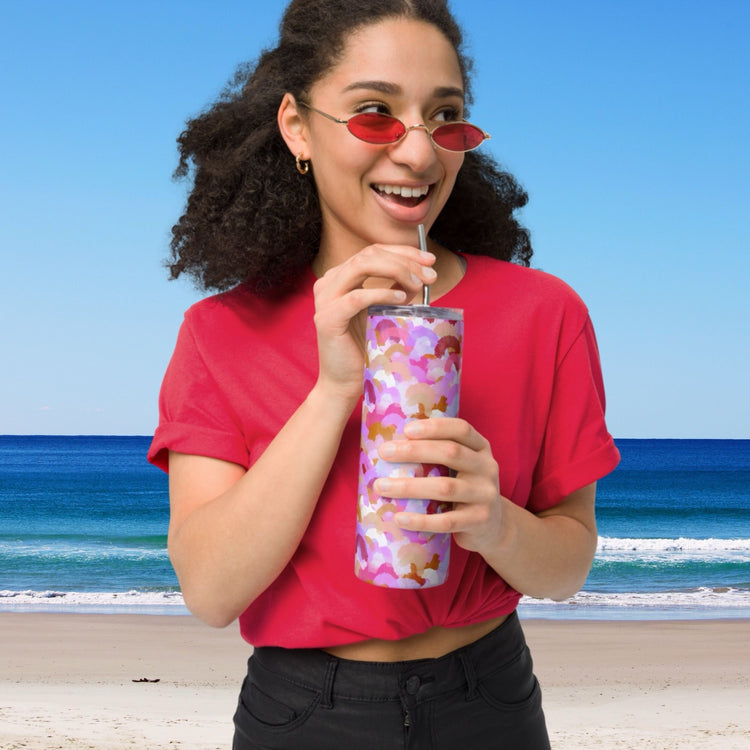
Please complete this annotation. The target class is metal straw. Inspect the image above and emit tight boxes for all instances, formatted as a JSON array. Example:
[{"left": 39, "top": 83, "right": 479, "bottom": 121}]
[{"left": 418, "top": 223, "right": 430, "bottom": 306}]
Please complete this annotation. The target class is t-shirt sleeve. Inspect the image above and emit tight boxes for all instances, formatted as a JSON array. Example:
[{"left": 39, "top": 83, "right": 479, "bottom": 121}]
[
  {"left": 527, "top": 314, "right": 620, "bottom": 512},
  {"left": 147, "top": 315, "right": 250, "bottom": 472}
]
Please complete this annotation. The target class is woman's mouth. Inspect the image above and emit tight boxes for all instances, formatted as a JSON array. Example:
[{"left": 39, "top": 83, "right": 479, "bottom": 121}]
[{"left": 372, "top": 183, "right": 431, "bottom": 207}]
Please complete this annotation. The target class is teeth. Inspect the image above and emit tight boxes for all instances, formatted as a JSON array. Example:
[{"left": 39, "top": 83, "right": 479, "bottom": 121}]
[{"left": 375, "top": 184, "right": 430, "bottom": 198}]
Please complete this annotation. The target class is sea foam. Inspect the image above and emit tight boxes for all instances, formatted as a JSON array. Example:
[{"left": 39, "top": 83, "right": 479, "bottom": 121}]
[{"left": 0, "top": 589, "right": 187, "bottom": 614}]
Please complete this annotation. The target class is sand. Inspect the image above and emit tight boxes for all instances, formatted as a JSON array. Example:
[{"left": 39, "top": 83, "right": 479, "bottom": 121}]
[{"left": 1, "top": 613, "right": 748, "bottom": 749}]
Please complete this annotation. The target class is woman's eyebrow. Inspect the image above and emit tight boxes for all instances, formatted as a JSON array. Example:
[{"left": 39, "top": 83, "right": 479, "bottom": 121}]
[
  {"left": 341, "top": 81, "right": 465, "bottom": 100},
  {"left": 434, "top": 86, "right": 465, "bottom": 100},
  {"left": 342, "top": 80, "right": 401, "bottom": 95}
]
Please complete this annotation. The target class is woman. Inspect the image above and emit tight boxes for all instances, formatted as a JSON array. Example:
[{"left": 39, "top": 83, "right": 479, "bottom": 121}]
[{"left": 149, "top": 1, "right": 620, "bottom": 747}]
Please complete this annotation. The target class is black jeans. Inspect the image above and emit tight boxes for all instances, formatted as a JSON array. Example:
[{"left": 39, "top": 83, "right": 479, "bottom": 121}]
[{"left": 232, "top": 611, "right": 550, "bottom": 749}]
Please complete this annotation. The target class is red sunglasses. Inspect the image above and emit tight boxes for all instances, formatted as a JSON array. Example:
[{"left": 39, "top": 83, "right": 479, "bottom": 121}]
[{"left": 298, "top": 102, "right": 490, "bottom": 153}]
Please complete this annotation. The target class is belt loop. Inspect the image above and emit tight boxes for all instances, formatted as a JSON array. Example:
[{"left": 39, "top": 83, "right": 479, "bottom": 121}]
[
  {"left": 321, "top": 656, "right": 338, "bottom": 709},
  {"left": 459, "top": 651, "right": 478, "bottom": 701}
]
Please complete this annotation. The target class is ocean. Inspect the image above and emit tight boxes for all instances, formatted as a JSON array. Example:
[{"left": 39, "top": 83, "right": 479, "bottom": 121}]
[{"left": 1, "top": 436, "right": 748, "bottom": 619}]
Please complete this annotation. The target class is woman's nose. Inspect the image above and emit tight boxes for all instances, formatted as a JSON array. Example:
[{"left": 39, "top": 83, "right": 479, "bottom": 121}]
[{"left": 389, "top": 123, "right": 438, "bottom": 172}]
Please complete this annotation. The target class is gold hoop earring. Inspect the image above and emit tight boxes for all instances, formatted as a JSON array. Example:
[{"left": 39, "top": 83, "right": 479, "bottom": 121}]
[{"left": 296, "top": 153, "right": 310, "bottom": 175}]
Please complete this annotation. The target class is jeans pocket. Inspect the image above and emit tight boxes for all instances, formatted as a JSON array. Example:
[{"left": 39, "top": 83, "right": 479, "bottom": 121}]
[
  {"left": 234, "top": 658, "right": 321, "bottom": 740},
  {"left": 476, "top": 645, "right": 542, "bottom": 712}
]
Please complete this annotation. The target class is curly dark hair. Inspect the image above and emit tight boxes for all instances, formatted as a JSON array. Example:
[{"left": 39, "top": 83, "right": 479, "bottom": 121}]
[{"left": 168, "top": 0, "right": 532, "bottom": 295}]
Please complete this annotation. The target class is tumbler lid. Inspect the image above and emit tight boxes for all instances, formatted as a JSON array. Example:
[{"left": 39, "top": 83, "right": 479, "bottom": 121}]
[{"left": 367, "top": 304, "right": 463, "bottom": 320}]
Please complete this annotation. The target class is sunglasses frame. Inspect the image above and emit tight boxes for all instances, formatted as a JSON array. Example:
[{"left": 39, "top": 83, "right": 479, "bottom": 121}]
[{"left": 297, "top": 101, "right": 491, "bottom": 153}]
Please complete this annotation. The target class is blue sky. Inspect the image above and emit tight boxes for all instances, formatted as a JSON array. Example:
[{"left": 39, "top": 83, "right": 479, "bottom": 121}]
[{"left": 1, "top": 0, "right": 748, "bottom": 438}]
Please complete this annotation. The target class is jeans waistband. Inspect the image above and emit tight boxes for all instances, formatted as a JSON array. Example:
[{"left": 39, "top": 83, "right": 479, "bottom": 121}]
[{"left": 252, "top": 611, "right": 526, "bottom": 704}]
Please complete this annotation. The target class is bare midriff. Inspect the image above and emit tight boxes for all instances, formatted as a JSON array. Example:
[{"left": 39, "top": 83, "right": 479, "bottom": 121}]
[{"left": 322, "top": 614, "right": 508, "bottom": 662}]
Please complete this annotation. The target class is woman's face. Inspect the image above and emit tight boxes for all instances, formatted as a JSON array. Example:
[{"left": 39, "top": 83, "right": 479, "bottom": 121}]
[{"left": 299, "top": 18, "right": 466, "bottom": 258}]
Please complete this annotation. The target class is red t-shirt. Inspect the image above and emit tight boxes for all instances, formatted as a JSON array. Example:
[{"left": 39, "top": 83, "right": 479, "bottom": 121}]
[{"left": 148, "top": 255, "right": 620, "bottom": 647}]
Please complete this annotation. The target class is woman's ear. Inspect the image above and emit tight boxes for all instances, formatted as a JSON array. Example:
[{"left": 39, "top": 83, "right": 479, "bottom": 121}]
[{"left": 277, "top": 93, "right": 310, "bottom": 160}]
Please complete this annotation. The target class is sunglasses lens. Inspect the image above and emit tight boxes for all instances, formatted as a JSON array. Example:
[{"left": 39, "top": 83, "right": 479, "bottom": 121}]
[
  {"left": 346, "top": 113, "right": 488, "bottom": 151},
  {"left": 432, "top": 123, "right": 487, "bottom": 152},
  {"left": 347, "top": 113, "right": 405, "bottom": 144}
]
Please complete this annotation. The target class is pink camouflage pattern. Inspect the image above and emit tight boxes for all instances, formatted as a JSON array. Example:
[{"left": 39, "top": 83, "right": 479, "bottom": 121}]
[{"left": 355, "top": 306, "right": 463, "bottom": 588}]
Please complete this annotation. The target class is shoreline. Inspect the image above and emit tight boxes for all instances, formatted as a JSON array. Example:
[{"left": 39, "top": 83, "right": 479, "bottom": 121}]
[
  {"left": 2, "top": 614, "right": 749, "bottom": 749},
  {"left": 4, "top": 591, "right": 749, "bottom": 621}
]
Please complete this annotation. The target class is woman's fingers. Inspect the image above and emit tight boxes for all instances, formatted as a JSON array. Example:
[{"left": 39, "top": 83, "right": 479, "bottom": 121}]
[
  {"left": 314, "top": 285, "right": 407, "bottom": 336},
  {"left": 314, "top": 243, "right": 436, "bottom": 306},
  {"left": 372, "top": 418, "right": 503, "bottom": 552},
  {"left": 393, "top": 496, "right": 494, "bottom": 536},
  {"left": 311, "top": 243, "right": 436, "bottom": 399},
  {"left": 380, "top": 418, "right": 493, "bottom": 468},
  {"left": 374, "top": 465, "right": 494, "bottom": 507},
  {"left": 312, "top": 243, "right": 437, "bottom": 347}
]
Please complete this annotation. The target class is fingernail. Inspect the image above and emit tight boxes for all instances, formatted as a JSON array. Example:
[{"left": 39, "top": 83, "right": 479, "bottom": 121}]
[
  {"left": 411, "top": 272, "right": 421, "bottom": 285},
  {"left": 423, "top": 267, "right": 437, "bottom": 281},
  {"left": 393, "top": 512, "right": 409, "bottom": 527},
  {"left": 375, "top": 478, "right": 391, "bottom": 492},
  {"left": 393, "top": 289, "right": 407, "bottom": 301},
  {"left": 380, "top": 442, "right": 396, "bottom": 458},
  {"left": 404, "top": 420, "right": 424, "bottom": 437}
]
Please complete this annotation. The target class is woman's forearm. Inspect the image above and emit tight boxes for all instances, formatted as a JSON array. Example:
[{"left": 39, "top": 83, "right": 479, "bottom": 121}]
[
  {"left": 167, "top": 383, "right": 356, "bottom": 627},
  {"left": 482, "top": 484, "right": 598, "bottom": 602}
]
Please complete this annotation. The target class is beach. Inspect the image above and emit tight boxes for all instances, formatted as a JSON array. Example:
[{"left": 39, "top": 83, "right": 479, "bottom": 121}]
[{"left": 1, "top": 614, "right": 748, "bottom": 749}]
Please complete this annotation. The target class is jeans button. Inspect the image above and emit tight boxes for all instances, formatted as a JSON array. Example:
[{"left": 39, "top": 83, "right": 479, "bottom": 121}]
[{"left": 405, "top": 675, "right": 421, "bottom": 695}]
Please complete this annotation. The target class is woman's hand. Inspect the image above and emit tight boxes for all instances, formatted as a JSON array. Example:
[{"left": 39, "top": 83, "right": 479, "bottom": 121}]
[
  {"left": 311, "top": 244, "right": 436, "bottom": 404},
  {"left": 374, "top": 417, "right": 505, "bottom": 557},
  {"left": 374, "top": 417, "right": 600, "bottom": 601}
]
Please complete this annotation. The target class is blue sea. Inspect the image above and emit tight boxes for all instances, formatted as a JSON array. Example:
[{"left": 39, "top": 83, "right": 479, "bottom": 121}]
[{"left": 1, "top": 436, "right": 748, "bottom": 619}]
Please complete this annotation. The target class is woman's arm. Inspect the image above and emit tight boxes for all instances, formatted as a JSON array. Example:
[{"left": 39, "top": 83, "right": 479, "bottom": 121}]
[
  {"left": 167, "top": 384, "right": 353, "bottom": 628},
  {"left": 376, "top": 417, "right": 598, "bottom": 601},
  {"left": 166, "top": 244, "right": 436, "bottom": 627},
  {"left": 480, "top": 483, "right": 597, "bottom": 601}
]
